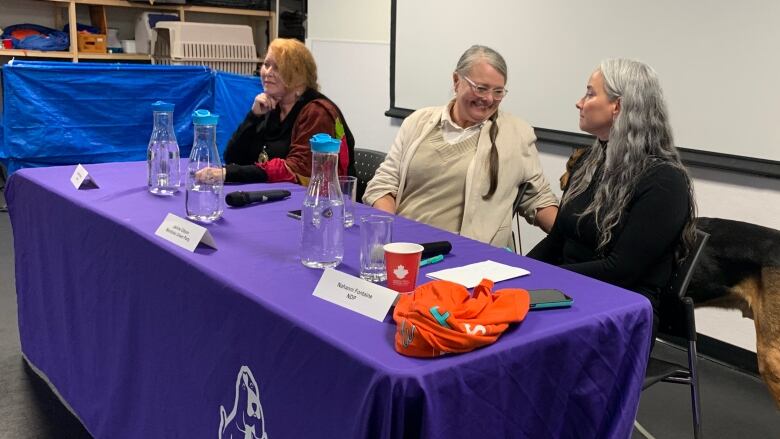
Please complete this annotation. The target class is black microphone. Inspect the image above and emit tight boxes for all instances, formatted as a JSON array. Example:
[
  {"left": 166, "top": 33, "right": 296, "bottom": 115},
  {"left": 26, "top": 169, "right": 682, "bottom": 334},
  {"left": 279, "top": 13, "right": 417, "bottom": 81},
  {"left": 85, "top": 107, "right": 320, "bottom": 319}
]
[
  {"left": 225, "top": 190, "right": 291, "bottom": 207},
  {"left": 420, "top": 241, "right": 452, "bottom": 259}
]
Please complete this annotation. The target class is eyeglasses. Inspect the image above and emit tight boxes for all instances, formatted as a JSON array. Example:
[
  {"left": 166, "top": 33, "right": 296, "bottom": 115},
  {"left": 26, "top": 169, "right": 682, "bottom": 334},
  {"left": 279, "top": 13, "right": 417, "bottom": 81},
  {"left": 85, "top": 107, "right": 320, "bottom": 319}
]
[{"left": 462, "top": 75, "right": 508, "bottom": 100}]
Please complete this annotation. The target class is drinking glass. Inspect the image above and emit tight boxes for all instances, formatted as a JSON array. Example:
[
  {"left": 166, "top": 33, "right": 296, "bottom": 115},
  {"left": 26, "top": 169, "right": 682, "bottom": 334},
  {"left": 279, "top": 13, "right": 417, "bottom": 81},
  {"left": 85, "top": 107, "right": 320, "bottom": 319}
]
[
  {"left": 359, "top": 215, "right": 394, "bottom": 282},
  {"left": 339, "top": 175, "right": 358, "bottom": 227}
]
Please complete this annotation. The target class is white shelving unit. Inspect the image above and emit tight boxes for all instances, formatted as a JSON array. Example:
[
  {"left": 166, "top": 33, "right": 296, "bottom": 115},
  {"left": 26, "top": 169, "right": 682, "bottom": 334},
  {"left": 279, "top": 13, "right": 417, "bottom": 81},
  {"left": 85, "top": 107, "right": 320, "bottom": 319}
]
[{"left": 0, "top": 0, "right": 275, "bottom": 63}]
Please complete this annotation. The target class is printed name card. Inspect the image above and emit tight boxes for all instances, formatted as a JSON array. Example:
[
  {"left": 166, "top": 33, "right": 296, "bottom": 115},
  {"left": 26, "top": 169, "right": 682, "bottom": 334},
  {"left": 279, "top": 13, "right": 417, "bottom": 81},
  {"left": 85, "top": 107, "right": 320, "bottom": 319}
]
[
  {"left": 154, "top": 213, "right": 217, "bottom": 252},
  {"left": 70, "top": 164, "right": 99, "bottom": 189},
  {"left": 313, "top": 269, "right": 398, "bottom": 322}
]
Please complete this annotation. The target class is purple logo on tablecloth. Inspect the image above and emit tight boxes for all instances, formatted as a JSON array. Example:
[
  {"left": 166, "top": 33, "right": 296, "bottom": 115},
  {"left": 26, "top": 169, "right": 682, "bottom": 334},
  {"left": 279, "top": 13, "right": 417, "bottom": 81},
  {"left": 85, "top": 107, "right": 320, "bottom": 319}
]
[{"left": 219, "top": 365, "right": 268, "bottom": 439}]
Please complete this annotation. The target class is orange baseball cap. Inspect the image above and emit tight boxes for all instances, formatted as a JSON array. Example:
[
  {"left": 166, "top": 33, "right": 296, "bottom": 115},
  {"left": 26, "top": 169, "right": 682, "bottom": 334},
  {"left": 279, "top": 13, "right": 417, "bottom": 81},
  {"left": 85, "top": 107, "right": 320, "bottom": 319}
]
[{"left": 393, "top": 278, "right": 530, "bottom": 357}]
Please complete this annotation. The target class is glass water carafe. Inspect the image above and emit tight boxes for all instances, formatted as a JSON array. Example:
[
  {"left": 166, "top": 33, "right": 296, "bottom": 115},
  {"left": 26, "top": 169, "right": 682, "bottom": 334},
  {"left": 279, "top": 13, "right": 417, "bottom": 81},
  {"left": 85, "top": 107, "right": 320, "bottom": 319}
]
[
  {"left": 300, "top": 133, "right": 345, "bottom": 268},
  {"left": 185, "top": 109, "right": 223, "bottom": 223},
  {"left": 147, "top": 101, "right": 181, "bottom": 195}
]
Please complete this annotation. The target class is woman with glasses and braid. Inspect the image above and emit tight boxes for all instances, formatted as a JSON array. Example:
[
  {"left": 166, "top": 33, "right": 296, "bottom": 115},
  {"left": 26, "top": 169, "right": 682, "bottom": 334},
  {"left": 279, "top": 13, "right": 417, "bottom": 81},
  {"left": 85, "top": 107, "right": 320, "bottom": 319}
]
[
  {"left": 528, "top": 59, "right": 697, "bottom": 342},
  {"left": 363, "top": 45, "right": 558, "bottom": 247}
]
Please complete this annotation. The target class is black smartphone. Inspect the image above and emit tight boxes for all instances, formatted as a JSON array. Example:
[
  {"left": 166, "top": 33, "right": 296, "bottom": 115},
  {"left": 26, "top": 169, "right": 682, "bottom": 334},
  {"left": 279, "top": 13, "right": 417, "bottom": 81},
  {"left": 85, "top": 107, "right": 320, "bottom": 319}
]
[
  {"left": 528, "top": 289, "right": 573, "bottom": 310},
  {"left": 287, "top": 209, "right": 302, "bottom": 220}
]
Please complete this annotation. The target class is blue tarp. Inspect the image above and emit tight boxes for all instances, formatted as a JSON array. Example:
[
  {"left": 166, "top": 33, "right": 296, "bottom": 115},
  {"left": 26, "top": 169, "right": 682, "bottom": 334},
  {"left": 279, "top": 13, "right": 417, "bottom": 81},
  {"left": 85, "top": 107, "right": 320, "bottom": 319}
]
[{"left": 1, "top": 61, "right": 262, "bottom": 173}]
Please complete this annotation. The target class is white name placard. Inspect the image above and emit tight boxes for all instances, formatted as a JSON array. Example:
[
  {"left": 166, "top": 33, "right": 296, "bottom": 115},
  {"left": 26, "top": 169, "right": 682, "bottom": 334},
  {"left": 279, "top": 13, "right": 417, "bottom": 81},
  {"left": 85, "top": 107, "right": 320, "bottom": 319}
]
[
  {"left": 70, "top": 164, "right": 99, "bottom": 189},
  {"left": 313, "top": 269, "right": 398, "bottom": 322},
  {"left": 154, "top": 213, "right": 217, "bottom": 252}
]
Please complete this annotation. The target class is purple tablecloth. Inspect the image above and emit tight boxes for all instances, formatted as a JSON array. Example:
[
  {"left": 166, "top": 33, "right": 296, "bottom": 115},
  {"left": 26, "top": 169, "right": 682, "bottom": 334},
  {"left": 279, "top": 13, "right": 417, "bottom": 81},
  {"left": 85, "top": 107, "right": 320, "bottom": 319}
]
[{"left": 6, "top": 161, "right": 651, "bottom": 439}]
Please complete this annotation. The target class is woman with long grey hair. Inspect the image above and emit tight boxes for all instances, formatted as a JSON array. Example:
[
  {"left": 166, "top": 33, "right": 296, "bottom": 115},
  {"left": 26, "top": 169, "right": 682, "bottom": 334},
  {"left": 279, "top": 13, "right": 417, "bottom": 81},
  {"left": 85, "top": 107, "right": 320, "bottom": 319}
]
[
  {"left": 528, "top": 59, "right": 696, "bottom": 340},
  {"left": 363, "top": 45, "right": 558, "bottom": 247}
]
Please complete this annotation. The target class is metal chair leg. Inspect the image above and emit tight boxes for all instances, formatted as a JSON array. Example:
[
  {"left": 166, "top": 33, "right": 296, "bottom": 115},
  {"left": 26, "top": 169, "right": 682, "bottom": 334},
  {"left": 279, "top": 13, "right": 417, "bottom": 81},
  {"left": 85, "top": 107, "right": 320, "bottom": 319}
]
[{"left": 689, "top": 340, "right": 703, "bottom": 439}]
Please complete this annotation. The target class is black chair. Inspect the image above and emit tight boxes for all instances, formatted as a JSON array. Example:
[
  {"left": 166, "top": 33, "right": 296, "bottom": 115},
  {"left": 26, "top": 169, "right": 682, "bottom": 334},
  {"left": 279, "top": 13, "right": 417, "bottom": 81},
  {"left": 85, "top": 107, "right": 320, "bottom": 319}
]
[
  {"left": 637, "top": 229, "right": 709, "bottom": 439},
  {"left": 510, "top": 182, "right": 529, "bottom": 253},
  {"left": 353, "top": 148, "right": 387, "bottom": 203}
]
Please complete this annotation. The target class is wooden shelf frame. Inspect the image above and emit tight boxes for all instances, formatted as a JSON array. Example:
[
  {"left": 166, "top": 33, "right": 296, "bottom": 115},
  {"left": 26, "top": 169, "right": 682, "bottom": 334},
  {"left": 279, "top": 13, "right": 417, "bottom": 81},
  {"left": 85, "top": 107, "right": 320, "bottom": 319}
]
[
  {"left": 0, "top": 49, "right": 75, "bottom": 59},
  {"left": 0, "top": 0, "right": 276, "bottom": 62},
  {"left": 43, "top": 0, "right": 274, "bottom": 18}
]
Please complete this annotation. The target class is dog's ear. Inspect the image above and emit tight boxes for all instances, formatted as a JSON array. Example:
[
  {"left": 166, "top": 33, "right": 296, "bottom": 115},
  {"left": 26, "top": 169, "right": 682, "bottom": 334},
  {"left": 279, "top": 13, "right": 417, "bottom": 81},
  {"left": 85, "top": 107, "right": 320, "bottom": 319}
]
[
  {"left": 560, "top": 147, "right": 587, "bottom": 191},
  {"left": 559, "top": 171, "right": 570, "bottom": 192},
  {"left": 219, "top": 406, "right": 228, "bottom": 435}
]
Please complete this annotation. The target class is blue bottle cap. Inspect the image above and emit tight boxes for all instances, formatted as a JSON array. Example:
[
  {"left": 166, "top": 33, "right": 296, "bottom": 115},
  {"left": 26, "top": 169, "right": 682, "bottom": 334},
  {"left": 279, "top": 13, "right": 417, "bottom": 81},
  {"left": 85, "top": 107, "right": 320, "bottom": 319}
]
[
  {"left": 309, "top": 133, "right": 341, "bottom": 153},
  {"left": 151, "top": 101, "right": 174, "bottom": 112},
  {"left": 192, "top": 109, "right": 219, "bottom": 126}
]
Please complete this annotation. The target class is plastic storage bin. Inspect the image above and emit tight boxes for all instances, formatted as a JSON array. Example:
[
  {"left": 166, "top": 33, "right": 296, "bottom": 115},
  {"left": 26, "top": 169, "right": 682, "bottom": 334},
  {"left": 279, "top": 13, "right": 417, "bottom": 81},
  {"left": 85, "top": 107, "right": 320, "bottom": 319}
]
[
  {"left": 135, "top": 11, "right": 180, "bottom": 55},
  {"left": 152, "top": 22, "right": 259, "bottom": 75}
]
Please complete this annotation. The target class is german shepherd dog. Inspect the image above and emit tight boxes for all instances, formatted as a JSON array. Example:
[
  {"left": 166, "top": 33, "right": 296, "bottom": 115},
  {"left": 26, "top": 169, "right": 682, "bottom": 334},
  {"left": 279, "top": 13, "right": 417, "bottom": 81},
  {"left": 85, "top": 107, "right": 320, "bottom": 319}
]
[{"left": 561, "top": 147, "right": 780, "bottom": 407}]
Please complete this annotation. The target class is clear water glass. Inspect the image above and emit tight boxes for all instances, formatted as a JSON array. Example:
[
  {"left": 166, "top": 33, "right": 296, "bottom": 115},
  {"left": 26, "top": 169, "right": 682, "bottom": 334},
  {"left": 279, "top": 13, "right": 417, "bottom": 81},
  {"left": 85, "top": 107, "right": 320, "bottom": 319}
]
[
  {"left": 339, "top": 175, "right": 358, "bottom": 228},
  {"left": 359, "top": 214, "right": 394, "bottom": 282}
]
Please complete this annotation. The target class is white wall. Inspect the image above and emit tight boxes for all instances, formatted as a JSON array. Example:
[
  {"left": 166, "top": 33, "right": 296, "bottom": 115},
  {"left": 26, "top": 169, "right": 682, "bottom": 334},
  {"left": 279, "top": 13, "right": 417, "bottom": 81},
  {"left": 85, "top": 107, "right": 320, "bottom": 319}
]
[
  {"left": 392, "top": 0, "right": 780, "bottom": 162},
  {"left": 309, "top": 0, "right": 780, "bottom": 354},
  {"left": 308, "top": 39, "right": 400, "bottom": 152},
  {"left": 308, "top": 2, "right": 389, "bottom": 43},
  {"left": 307, "top": 2, "right": 399, "bottom": 152}
]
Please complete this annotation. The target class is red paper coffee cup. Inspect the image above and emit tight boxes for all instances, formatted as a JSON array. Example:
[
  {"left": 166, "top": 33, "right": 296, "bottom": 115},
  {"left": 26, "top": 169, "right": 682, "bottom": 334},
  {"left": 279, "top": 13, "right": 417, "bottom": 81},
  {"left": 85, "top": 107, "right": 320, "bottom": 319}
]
[{"left": 384, "top": 242, "right": 424, "bottom": 294}]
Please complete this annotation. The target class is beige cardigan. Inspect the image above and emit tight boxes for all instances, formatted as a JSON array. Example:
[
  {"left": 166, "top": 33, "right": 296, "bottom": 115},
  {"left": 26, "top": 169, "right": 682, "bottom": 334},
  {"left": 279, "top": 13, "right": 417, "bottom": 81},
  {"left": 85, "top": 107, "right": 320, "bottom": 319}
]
[{"left": 363, "top": 105, "right": 558, "bottom": 247}]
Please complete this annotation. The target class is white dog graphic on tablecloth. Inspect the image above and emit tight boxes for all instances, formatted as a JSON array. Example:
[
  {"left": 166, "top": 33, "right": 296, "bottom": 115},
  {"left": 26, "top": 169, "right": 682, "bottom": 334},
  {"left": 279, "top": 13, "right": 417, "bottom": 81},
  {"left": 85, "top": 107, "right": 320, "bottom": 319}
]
[{"left": 219, "top": 366, "right": 268, "bottom": 439}]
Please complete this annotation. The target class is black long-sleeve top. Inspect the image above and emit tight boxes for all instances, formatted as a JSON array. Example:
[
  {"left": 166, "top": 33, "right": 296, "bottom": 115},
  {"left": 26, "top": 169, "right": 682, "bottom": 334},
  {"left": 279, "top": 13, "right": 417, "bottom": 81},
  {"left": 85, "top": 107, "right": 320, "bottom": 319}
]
[
  {"left": 528, "top": 159, "right": 690, "bottom": 299},
  {"left": 222, "top": 88, "right": 356, "bottom": 184}
]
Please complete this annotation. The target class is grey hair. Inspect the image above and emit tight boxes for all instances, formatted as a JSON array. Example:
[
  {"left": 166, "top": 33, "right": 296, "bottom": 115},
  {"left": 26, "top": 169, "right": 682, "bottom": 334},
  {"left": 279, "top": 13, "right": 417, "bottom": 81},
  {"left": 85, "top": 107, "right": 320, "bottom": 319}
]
[
  {"left": 454, "top": 45, "right": 507, "bottom": 199},
  {"left": 564, "top": 59, "right": 696, "bottom": 260},
  {"left": 454, "top": 45, "right": 507, "bottom": 80}
]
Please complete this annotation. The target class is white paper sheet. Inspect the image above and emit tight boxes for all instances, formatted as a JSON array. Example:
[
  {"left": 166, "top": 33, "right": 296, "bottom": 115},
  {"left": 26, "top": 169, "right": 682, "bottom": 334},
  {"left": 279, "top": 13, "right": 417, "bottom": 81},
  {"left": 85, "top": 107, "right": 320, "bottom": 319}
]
[{"left": 425, "top": 260, "right": 530, "bottom": 288}]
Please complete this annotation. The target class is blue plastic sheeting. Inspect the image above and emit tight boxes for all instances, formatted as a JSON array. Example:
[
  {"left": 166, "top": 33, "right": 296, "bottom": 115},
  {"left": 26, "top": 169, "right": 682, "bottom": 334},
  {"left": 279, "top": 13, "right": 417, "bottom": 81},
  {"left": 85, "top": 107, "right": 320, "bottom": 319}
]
[
  {"left": 213, "top": 71, "right": 262, "bottom": 155},
  {"left": 1, "top": 61, "right": 262, "bottom": 173}
]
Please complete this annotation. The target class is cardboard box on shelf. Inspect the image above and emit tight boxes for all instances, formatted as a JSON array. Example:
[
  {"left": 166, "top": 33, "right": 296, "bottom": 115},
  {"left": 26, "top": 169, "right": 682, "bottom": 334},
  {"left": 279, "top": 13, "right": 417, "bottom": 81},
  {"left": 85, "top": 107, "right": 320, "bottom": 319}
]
[{"left": 78, "top": 33, "right": 107, "bottom": 53}]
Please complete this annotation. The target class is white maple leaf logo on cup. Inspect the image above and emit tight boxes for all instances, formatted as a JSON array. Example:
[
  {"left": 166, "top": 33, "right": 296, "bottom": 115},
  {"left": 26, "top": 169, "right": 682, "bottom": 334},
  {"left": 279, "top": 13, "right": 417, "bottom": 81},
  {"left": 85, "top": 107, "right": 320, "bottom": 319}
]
[{"left": 393, "top": 264, "right": 408, "bottom": 279}]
